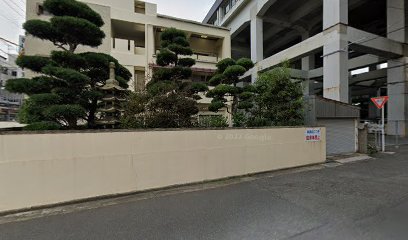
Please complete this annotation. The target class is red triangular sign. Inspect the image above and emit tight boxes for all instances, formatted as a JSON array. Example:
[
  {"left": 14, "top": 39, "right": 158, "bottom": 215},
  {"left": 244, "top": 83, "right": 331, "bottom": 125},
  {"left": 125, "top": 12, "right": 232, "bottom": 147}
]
[{"left": 371, "top": 96, "right": 389, "bottom": 109}]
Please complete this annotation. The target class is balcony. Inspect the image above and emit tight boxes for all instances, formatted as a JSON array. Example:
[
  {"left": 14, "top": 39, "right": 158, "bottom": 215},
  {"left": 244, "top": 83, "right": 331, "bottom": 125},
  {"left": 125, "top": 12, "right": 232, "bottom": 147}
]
[
  {"left": 112, "top": 38, "right": 146, "bottom": 55},
  {"left": 155, "top": 50, "right": 218, "bottom": 64},
  {"left": 111, "top": 38, "right": 146, "bottom": 67},
  {"left": 194, "top": 54, "right": 219, "bottom": 63}
]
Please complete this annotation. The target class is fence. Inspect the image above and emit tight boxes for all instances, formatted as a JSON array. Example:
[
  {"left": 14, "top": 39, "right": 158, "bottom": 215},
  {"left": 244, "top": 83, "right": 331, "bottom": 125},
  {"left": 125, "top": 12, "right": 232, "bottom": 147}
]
[
  {"left": 0, "top": 127, "right": 326, "bottom": 213},
  {"left": 366, "top": 120, "right": 408, "bottom": 151}
]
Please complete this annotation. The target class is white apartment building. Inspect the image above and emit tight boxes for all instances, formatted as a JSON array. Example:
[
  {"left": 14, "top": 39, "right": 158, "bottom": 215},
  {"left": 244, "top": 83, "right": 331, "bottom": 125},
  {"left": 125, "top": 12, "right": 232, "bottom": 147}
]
[
  {"left": 0, "top": 54, "right": 24, "bottom": 121},
  {"left": 25, "top": 0, "right": 231, "bottom": 92}
]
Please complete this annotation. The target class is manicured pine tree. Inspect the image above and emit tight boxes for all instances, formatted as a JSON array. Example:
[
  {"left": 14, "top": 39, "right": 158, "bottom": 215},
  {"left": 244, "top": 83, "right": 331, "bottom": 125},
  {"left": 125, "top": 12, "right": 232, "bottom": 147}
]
[
  {"left": 206, "top": 58, "right": 255, "bottom": 126},
  {"left": 144, "top": 28, "right": 208, "bottom": 128},
  {"left": 6, "top": 0, "right": 131, "bottom": 129}
]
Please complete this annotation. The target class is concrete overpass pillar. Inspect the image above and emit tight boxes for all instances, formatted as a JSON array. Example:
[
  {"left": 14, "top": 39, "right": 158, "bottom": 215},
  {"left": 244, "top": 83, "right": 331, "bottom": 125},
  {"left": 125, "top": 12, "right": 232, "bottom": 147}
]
[
  {"left": 322, "top": 0, "right": 349, "bottom": 103},
  {"left": 250, "top": 16, "right": 263, "bottom": 63},
  {"left": 302, "top": 33, "right": 315, "bottom": 96},
  {"left": 387, "top": 0, "right": 407, "bottom": 136},
  {"left": 250, "top": 14, "right": 263, "bottom": 83}
]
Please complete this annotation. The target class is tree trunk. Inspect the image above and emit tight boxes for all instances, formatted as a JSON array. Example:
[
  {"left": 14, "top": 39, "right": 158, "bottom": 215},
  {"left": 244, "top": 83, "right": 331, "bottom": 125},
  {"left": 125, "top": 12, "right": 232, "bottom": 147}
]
[
  {"left": 87, "top": 98, "right": 98, "bottom": 129},
  {"left": 69, "top": 44, "right": 78, "bottom": 53},
  {"left": 67, "top": 118, "right": 78, "bottom": 129}
]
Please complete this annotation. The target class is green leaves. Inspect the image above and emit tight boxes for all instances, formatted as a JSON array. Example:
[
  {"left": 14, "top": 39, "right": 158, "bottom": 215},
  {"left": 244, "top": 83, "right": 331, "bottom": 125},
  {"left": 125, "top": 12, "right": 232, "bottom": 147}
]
[
  {"left": 16, "top": 55, "right": 51, "bottom": 72},
  {"left": 43, "top": 104, "right": 86, "bottom": 122},
  {"left": 24, "top": 20, "right": 63, "bottom": 44},
  {"left": 144, "top": 93, "right": 199, "bottom": 128},
  {"left": 173, "top": 36, "right": 189, "bottom": 47},
  {"left": 147, "top": 80, "right": 177, "bottom": 96},
  {"left": 236, "top": 58, "right": 254, "bottom": 71},
  {"left": 167, "top": 44, "right": 193, "bottom": 56},
  {"left": 122, "top": 28, "right": 200, "bottom": 128},
  {"left": 207, "top": 84, "right": 238, "bottom": 97},
  {"left": 5, "top": 77, "right": 56, "bottom": 95},
  {"left": 253, "top": 65, "right": 304, "bottom": 126},
  {"left": 178, "top": 58, "right": 196, "bottom": 67},
  {"left": 237, "top": 101, "right": 253, "bottom": 110},
  {"left": 42, "top": 65, "right": 90, "bottom": 86},
  {"left": 190, "top": 82, "right": 209, "bottom": 93},
  {"left": 172, "top": 66, "right": 192, "bottom": 80},
  {"left": 9, "top": 0, "right": 131, "bottom": 130},
  {"left": 208, "top": 74, "right": 224, "bottom": 86},
  {"left": 51, "top": 51, "right": 87, "bottom": 69},
  {"left": 24, "top": 122, "right": 61, "bottom": 131},
  {"left": 24, "top": 0, "right": 106, "bottom": 52},
  {"left": 17, "top": 94, "right": 61, "bottom": 124},
  {"left": 216, "top": 58, "right": 236, "bottom": 73},
  {"left": 207, "top": 57, "right": 255, "bottom": 126},
  {"left": 198, "top": 115, "right": 228, "bottom": 128},
  {"left": 51, "top": 16, "right": 105, "bottom": 49},
  {"left": 79, "top": 52, "right": 131, "bottom": 88},
  {"left": 208, "top": 101, "right": 225, "bottom": 112},
  {"left": 160, "top": 28, "right": 187, "bottom": 42},
  {"left": 43, "top": 0, "right": 104, "bottom": 27},
  {"left": 223, "top": 65, "right": 246, "bottom": 81},
  {"left": 157, "top": 48, "right": 177, "bottom": 66},
  {"left": 152, "top": 68, "right": 173, "bottom": 82}
]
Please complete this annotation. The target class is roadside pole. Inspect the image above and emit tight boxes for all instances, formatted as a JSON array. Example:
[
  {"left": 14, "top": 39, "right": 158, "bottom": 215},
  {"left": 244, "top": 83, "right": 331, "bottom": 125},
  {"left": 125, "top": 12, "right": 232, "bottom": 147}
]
[
  {"left": 382, "top": 106, "right": 385, "bottom": 152},
  {"left": 371, "top": 96, "right": 389, "bottom": 152}
]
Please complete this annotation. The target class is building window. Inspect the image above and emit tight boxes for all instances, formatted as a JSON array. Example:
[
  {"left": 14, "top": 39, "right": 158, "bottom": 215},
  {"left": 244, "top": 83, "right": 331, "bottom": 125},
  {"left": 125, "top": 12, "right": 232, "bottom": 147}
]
[
  {"left": 36, "top": 4, "right": 44, "bottom": 15},
  {"left": 134, "top": 1, "right": 146, "bottom": 14},
  {"left": 11, "top": 71, "right": 17, "bottom": 77},
  {"left": 222, "top": 0, "right": 238, "bottom": 16},
  {"left": 36, "top": 3, "right": 50, "bottom": 15}
]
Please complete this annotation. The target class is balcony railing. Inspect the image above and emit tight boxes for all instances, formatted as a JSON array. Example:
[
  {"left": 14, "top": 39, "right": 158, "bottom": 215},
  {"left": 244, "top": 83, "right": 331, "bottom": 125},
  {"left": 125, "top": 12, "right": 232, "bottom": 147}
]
[
  {"left": 155, "top": 50, "right": 219, "bottom": 63},
  {"left": 112, "top": 38, "right": 145, "bottom": 56}
]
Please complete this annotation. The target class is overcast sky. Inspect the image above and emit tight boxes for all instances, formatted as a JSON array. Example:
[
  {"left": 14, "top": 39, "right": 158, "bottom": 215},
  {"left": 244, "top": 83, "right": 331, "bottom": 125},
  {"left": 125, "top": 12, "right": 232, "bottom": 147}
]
[{"left": 0, "top": 0, "right": 215, "bottom": 57}]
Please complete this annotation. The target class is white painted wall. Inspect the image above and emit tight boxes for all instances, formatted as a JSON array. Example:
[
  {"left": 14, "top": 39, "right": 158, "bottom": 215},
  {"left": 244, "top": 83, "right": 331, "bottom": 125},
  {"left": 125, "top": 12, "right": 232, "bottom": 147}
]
[{"left": 0, "top": 128, "right": 326, "bottom": 213}]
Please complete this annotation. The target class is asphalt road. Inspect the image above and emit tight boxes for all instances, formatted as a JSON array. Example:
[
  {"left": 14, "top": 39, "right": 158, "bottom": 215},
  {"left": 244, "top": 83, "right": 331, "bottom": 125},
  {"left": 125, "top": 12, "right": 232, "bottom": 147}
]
[{"left": 1, "top": 147, "right": 408, "bottom": 240}]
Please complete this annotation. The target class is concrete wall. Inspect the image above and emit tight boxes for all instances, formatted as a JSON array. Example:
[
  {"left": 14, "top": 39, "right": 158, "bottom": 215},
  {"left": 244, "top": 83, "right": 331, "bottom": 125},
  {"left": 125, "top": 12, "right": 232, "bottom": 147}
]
[{"left": 0, "top": 128, "right": 325, "bottom": 213}]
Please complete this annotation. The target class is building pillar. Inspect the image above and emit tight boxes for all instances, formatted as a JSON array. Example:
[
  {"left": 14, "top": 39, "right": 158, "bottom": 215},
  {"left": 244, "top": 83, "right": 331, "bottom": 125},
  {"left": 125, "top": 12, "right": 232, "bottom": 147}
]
[
  {"left": 302, "top": 33, "right": 315, "bottom": 96},
  {"left": 387, "top": 0, "right": 407, "bottom": 136},
  {"left": 322, "top": 0, "right": 349, "bottom": 103},
  {"left": 145, "top": 24, "right": 155, "bottom": 84},
  {"left": 250, "top": 16, "right": 263, "bottom": 63},
  {"left": 250, "top": 13, "right": 263, "bottom": 83},
  {"left": 222, "top": 34, "right": 232, "bottom": 59}
]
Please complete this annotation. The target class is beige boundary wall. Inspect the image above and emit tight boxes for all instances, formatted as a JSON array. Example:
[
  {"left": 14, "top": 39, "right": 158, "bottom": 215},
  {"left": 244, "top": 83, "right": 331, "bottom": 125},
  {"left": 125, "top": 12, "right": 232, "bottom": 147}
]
[{"left": 0, "top": 128, "right": 326, "bottom": 213}]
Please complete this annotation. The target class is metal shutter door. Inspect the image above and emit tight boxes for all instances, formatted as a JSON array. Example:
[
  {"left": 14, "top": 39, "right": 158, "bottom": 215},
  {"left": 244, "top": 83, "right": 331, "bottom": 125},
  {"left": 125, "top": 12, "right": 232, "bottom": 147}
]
[{"left": 317, "top": 119, "right": 356, "bottom": 155}]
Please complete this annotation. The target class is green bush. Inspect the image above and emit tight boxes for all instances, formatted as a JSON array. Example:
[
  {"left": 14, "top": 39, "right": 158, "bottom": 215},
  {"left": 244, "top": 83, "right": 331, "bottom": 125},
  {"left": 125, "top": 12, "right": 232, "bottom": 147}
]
[
  {"left": 199, "top": 115, "right": 228, "bottom": 128},
  {"left": 232, "top": 112, "right": 248, "bottom": 127},
  {"left": 254, "top": 62, "right": 304, "bottom": 126},
  {"left": 216, "top": 58, "right": 236, "bottom": 73},
  {"left": 24, "top": 121, "right": 61, "bottom": 131},
  {"left": 236, "top": 58, "right": 254, "bottom": 71}
]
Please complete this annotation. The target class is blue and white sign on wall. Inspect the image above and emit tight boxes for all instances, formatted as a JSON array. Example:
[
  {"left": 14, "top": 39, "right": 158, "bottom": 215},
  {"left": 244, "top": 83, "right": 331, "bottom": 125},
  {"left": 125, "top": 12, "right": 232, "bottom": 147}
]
[{"left": 305, "top": 128, "right": 321, "bottom": 142}]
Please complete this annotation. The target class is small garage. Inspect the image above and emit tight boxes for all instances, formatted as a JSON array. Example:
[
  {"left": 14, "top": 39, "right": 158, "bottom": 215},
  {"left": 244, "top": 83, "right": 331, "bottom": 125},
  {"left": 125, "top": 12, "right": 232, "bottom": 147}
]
[{"left": 305, "top": 96, "right": 360, "bottom": 155}]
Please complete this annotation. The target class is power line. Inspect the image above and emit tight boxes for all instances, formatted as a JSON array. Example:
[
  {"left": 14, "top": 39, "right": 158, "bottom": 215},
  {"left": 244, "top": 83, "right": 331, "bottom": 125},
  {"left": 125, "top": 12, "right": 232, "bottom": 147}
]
[
  {"left": 8, "top": 0, "right": 25, "bottom": 14},
  {"left": 0, "top": 13, "right": 22, "bottom": 28},
  {"left": 0, "top": 36, "right": 19, "bottom": 47},
  {"left": 1, "top": 0, "right": 25, "bottom": 18},
  {"left": 0, "top": 48, "right": 10, "bottom": 56}
]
